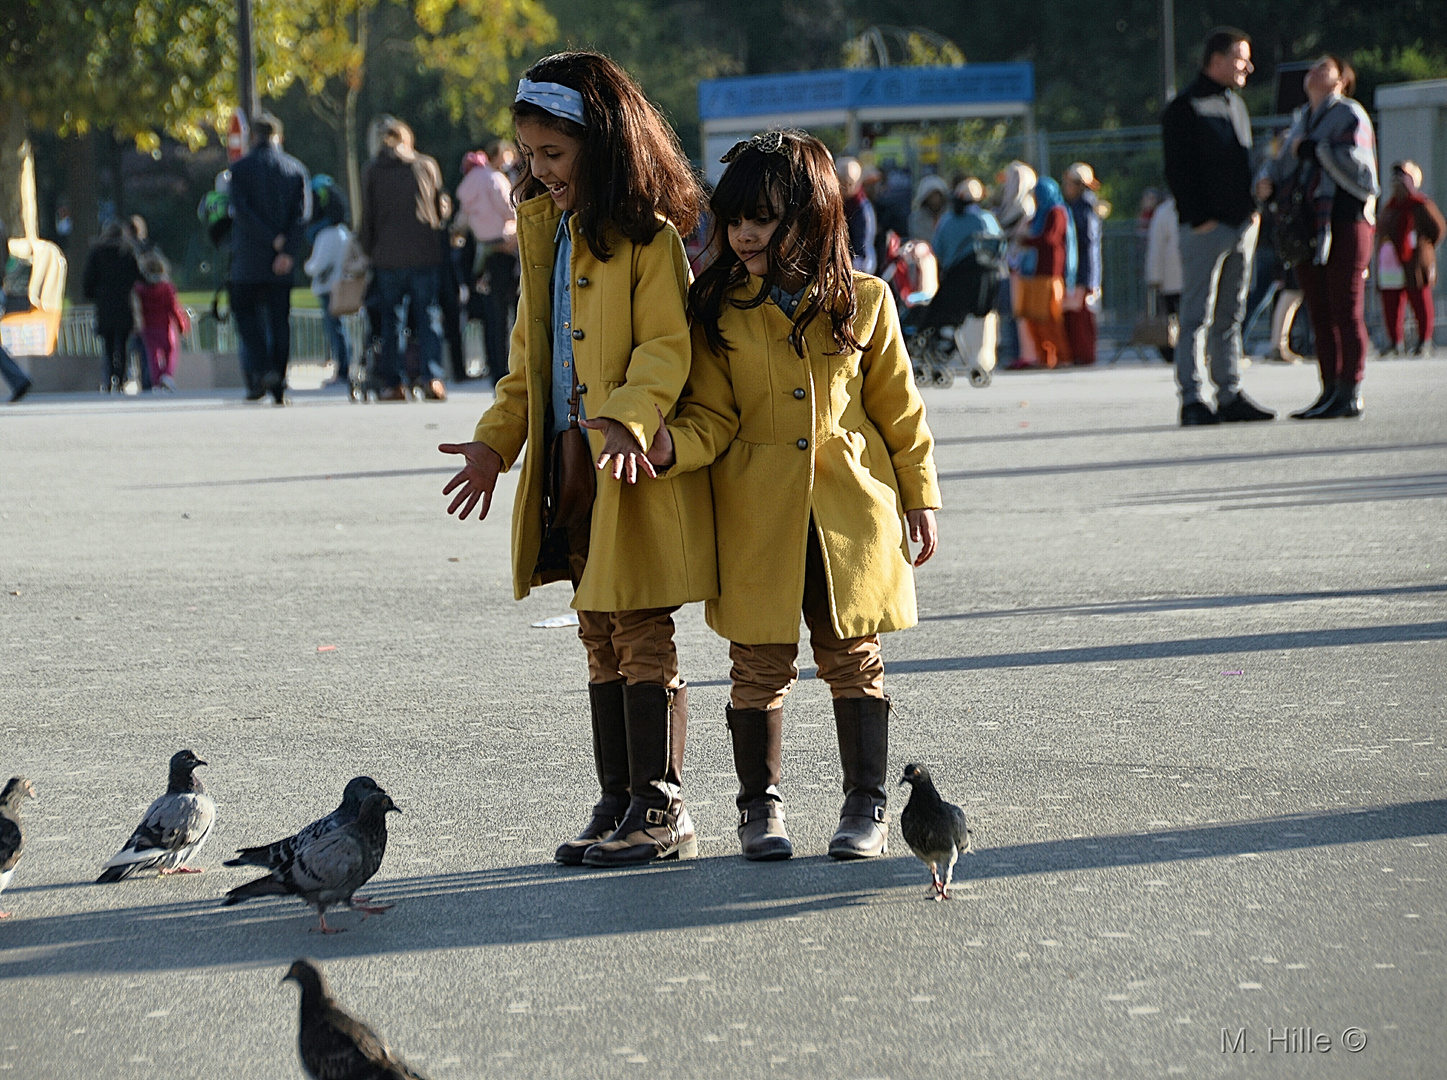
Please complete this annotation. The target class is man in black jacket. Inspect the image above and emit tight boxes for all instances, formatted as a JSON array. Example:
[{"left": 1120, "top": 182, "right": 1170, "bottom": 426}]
[
  {"left": 229, "top": 113, "right": 311, "bottom": 404},
  {"left": 1162, "top": 27, "right": 1275, "bottom": 426}
]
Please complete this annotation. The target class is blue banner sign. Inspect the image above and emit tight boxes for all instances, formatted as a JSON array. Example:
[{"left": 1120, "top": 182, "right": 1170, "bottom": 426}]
[{"left": 699, "top": 63, "right": 1034, "bottom": 121}]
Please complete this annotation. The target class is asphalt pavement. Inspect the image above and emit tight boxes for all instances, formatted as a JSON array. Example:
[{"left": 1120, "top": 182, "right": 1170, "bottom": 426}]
[{"left": 1, "top": 356, "right": 1444, "bottom": 1079}]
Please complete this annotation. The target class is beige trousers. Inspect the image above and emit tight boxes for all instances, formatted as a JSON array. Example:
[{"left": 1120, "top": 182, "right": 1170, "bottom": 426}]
[
  {"left": 564, "top": 523, "right": 681, "bottom": 687},
  {"left": 728, "top": 530, "right": 885, "bottom": 711}
]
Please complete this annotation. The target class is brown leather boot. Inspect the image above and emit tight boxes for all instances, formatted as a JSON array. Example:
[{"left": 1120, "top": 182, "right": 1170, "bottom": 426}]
[
  {"left": 727, "top": 705, "right": 792, "bottom": 861},
  {"left": 828, "top": 696, "right": 890, "bottom": 859},
  {"left": 554, "top": 682, "right": 630, "bottom": 865},
  {"left": 583, "top": 683, "right": 698, "bottom": 866}
]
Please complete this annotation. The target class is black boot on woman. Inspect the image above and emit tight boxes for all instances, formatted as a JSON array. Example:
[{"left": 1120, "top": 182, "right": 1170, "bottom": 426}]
[
  {"left": 1289, "top": 383, "right": 1337, "bottom": 419},
  {"left": 828, "top": 696, "right": 891, "bottom": 859},
  {"left": 583, "top": 683, "right": 697, "bottom": 867},
  {"left": 727, "top": 706, "right": 792, "bottom": 860},
  {"left": 555, "top": 682, "right": 631, "bottom": 865},
  {"left": 1316, "top": 383, "right": 1364, "bottom": 418}
]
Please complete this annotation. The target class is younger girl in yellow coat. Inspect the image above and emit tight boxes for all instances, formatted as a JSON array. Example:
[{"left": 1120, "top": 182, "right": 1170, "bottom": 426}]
[
  {"left": 440, "top": 52, "right": 715, "bottom": 868},
  {"left": 650, "top": 131, "right": 941, "bottom": 861}
]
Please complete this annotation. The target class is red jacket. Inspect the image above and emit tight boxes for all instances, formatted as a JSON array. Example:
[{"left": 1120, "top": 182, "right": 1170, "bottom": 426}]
[
  {"left": 1020, "top": 206, "right": 1069, "bottom": 278},
  {"left": 135, "top": 280, "right": 189, "bottom": 335}
]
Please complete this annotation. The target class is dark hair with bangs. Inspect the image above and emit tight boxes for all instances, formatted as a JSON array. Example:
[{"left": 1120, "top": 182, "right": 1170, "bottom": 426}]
[
  {"left": 689, "top": 130, "right": 860, "bottom": 357},
  {"left": 511, "top": 51, "right": 703, "bottom": 262}
]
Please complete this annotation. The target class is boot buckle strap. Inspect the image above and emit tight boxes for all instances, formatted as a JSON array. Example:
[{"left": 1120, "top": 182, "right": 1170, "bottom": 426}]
[
  {"left": 644, "top": 807, "right": 667, "bottom": 825},
  {"left": 872, "top": 805, "right": 886, "bottom": 823}
]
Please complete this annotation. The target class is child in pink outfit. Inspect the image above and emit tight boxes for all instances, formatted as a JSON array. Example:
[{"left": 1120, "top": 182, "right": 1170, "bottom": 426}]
[{"left": 134, "top": 254, "right": 190, "bottom": 391}]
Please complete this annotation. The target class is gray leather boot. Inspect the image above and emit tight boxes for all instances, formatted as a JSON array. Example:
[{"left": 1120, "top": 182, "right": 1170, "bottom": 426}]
[
  {"left": 727, "top": 705, "right": 793, "bottom": 861},
  {"left": 583, "top": 683, "right": 698, "bottom": 867},
  {"left": 828, "top": 695, "right": 890, "bottom": 859},
  {"left": 554, "top": 681, "right": 630, "bottom": 865}
]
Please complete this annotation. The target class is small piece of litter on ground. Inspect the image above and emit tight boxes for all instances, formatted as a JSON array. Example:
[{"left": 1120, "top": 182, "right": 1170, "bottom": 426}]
[
  {"left": 448, "top": 557, "right": 460, "bottom": 562},
  {"left": 316, "top": 645, "right": 337, "bottom": 653},
  {"left": 1222, "top": 670, "right": 1244, "bottom": 675},
  {"left": 532, "top": 613, "right": 580, "bottom": 628}
]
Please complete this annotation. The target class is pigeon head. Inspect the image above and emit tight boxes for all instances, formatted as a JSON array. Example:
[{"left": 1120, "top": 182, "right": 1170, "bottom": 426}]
[
  {"left": 1, "top": 776, "right": 35, "bottom": 807},
  {"left": 356, "top": 792, "right": 401, "bottom": 823},
  {"left": 282, "top": 958, "right": 329, "bottom": 997},
  {"left": 340, "top": 776, "right": 386, "bottom": 810},
  {"left": 167, "top": 750, "right": 208, "bottom": 794},
  {"left": 170, "top": 749, "right": 207, "bottom": 773},
  {"left": 899, "top": 763, "right": 933, "bottom": 788}
]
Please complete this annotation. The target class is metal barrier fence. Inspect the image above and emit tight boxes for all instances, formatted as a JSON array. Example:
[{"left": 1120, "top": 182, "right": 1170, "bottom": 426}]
[{"left": 56, "top": 305, "right": 371, "bottom": 361}]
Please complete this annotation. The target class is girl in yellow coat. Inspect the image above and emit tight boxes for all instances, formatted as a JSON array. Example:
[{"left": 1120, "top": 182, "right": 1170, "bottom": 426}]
[
  {"left": 649, "top": 131, "right": 941, "bottom": 861},
  {"left": 439, "top": 53, "right": 716, "bottom": 868}
]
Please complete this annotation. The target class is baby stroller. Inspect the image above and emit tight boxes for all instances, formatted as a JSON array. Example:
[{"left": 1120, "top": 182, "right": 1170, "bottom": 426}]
[{"left": 902, "top": 233, "right": 1007, "bottom": 389}]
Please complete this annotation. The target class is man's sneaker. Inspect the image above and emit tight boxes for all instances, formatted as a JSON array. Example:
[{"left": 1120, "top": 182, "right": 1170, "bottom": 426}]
[
  {"left": 1180, "top": 401, "right": 1219, "bottom": 426},
  {"left": 1216, "top": 393, "right": 1275, "bottom": 422}
]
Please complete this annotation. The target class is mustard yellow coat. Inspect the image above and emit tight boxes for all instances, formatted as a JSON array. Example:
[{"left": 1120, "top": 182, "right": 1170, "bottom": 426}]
[
  {"left": 669, "top": 272, "right": 940, "bottom": 644},
  {"left": 471, "top": 194, "right": 717, "bottom": 612}
]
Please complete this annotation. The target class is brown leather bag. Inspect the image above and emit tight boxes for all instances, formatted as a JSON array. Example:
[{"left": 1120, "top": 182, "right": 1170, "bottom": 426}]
[{"left": 548, "top": 381, "right": 595, "bottom": 532}]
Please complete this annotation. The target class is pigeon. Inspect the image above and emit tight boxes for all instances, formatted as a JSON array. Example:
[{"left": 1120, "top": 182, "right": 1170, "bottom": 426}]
[
  {"left": 898, "top": 763, "right": 972, "bottom": 901},
  {"left": 283, "top": 959, "right": 430, "bottom": 1080},
  {"left": 223, "top": 792, "right": 399, "bottom": 933},
  {"left": 0, "top": 776, "right": 36, "bottom": 917},
  {"left": 226, "top": 776, "right": 387, "bottom": 871},
  {"left": 97, "top": 749, "right": 215, "bottom": 883}
]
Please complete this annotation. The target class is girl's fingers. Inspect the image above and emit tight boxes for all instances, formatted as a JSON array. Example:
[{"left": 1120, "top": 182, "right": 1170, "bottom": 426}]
[
  {"left": 596, "top": 454, "right": 609, "bottom": 470},
  {"left": 479, "top": 489, "right": 493, "bottom": 519},
  {"left": 462, "top": 489, "right": 481, "bottom": 519},
  {"left": 448, "top": 485, "right": 471, "bottom": 515},
  {"left": 638, "top": 455, "right": 658, "bottom": 480},
  {"left": 438, "top": 443, "right": 464, "bottom": 455}
]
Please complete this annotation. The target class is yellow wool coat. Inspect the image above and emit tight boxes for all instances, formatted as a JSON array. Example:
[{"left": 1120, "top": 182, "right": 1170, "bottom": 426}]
[
  {"left": 471, "top": 194, "right": 717, "bottom": 612},
  {"left": 669, "top": 272, "right": 940, "bottom": 644}
]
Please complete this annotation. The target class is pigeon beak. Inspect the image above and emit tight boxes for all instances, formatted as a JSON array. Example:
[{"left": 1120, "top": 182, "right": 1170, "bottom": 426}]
[
  {"left": 898, "top": 778, "right": 908, "bottom": 786},
  {"left": 195, "top": 758, "right": 208, "bottom": 767}
]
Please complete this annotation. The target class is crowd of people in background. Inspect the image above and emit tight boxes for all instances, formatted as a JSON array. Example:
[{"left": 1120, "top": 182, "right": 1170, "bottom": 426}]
[{"left": 5, "top": 26, "right": 1439, "bottom": 409}]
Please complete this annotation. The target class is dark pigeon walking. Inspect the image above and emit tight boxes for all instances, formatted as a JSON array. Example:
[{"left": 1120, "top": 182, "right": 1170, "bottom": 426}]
[
  {"left": 226, "top": 776, "right": 387, "bottom": 870},
  {"left": 97, "top": 750, "right": 215, "bottom": 883},
  {"left": 223, "top": 792, "right": 399, "bottom": 933},
  {"left": 282, "top": 958, "right": 430, "bottom": 1080},
  {"left": 0, "top": 776, "right": 36, "bottom": 917},
  {"left": 898, "top": 763, "right": 972, "bottom": 901}
]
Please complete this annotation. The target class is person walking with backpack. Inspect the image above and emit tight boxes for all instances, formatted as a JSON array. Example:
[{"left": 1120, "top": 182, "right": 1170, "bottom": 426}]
[{"left": 1162, "top": 27, "right": 1275, "bottom": 426}]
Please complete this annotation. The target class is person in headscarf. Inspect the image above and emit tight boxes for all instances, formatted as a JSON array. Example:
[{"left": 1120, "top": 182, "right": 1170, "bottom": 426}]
[
  {"left": 908, "top": 175, "right": 951, "bottom": 242},
  {"left": 994, "top": 161, "right": 1037, "bottom": 367},
  {"left": 1013, "top": 177, "right": 1076, "bottom": 369}
]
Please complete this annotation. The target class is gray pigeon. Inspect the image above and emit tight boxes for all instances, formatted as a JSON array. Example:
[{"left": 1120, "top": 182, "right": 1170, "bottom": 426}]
[
  {"left": 283, "top": 958, "right": 430, "bottom": 1080},
  {"left": 226, "top": 776, "right": 387, "bottom": 870},
  {"left": 223, "top": 792, "right": 399, "bottom": 933},
  {"left": 97, "top": 750, "right": 215, "bottom": 883},
  {"left": 898, "top": 763, "right": 972, "bottom": 901},
  {"left": 0, "top": 776, "right": 36, "bottom": 917}
]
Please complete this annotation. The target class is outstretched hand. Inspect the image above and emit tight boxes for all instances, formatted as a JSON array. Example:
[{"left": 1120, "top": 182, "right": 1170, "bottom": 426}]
[
  {"left": 439, "top": 441, "right": 504, "bottom": 520},
  {"left": 906, "top": 508, "right": 938, "bottom": 567},
  {"left": 579, "top": 407, "right": 672, "bottom": 484}
]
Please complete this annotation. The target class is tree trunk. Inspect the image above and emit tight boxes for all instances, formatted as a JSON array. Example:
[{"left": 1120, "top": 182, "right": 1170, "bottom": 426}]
[
  {"left": 0, "top": 103, "right": 27, "bottom": 240},
  {"left": 344, "top": 7, "right": 369, "bottom": 230},
  {"left": 64, "top": 134, "right": 99, "bottom": 299}
]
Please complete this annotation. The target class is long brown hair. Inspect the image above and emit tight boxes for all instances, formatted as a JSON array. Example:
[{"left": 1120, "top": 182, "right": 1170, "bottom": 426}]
[
  {"left": 511, "top": 51, "right": 703, "bottom": 261},
  {"left": 689, "top": 130, "right": 860, "bottom": 357}
]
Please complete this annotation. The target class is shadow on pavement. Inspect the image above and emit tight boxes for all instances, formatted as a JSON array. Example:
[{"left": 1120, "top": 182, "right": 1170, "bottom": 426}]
[
  {"left": 888, "top": 621, "right": 1447, "bottom": 673},
  {"left": 1125, "top": 471, "right": 1447, "bottom": 509},
  {"left": 3, "top": 799, "right": 1443, "bottom": 979},
  {"left": 934, "top": 424, "right": 1180, "bottom": 446},
  {"left": 920, "top": 583, "right": 1447, "bottom": 623},
  {"left": 938, "top": 440, "right": 1447, "bottom": 481}
]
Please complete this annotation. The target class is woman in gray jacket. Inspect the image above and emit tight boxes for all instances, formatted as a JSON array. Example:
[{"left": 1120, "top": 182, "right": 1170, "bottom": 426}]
[{"left": 1257, "top": 56, "right": 1379, "bottom": 419}]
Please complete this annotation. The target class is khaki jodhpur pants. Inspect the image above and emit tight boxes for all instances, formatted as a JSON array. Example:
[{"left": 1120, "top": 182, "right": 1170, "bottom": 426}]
[
  {"left": 566, "top": 526, "right": 681, "bottom": 688},
  {"left": 729, "top": 529, "right": 885, "bottom": 711}
]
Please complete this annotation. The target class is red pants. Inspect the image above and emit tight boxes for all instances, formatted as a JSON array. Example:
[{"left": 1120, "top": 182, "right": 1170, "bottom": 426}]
[
  {"left": 1296, "top": 221, "right": 1373, "bottom": 387},
  {"left": 1380, "top": 286, "right": 1434, "bottom": 349},
  {"left": 1063, "top": 309, "right": 1097, "bottom": 364}
]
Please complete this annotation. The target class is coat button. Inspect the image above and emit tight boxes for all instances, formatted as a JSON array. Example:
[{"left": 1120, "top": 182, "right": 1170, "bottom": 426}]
[
  {"left": 793, "top": 387, "right": 806, "bottom": 399},
  {"left": 796, "top": 438, "right": 808, "bottom": 450},
  {"left": 572, "top": 329, "right": 584, "bottom": 340},
  {"left": 577, "top": 276, "right": 589, "bottom": 287}
]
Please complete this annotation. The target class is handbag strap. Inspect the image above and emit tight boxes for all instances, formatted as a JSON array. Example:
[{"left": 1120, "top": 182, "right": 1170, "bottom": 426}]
[{"left": 567, "top": 382, "right": 587, "bottom": 429}]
